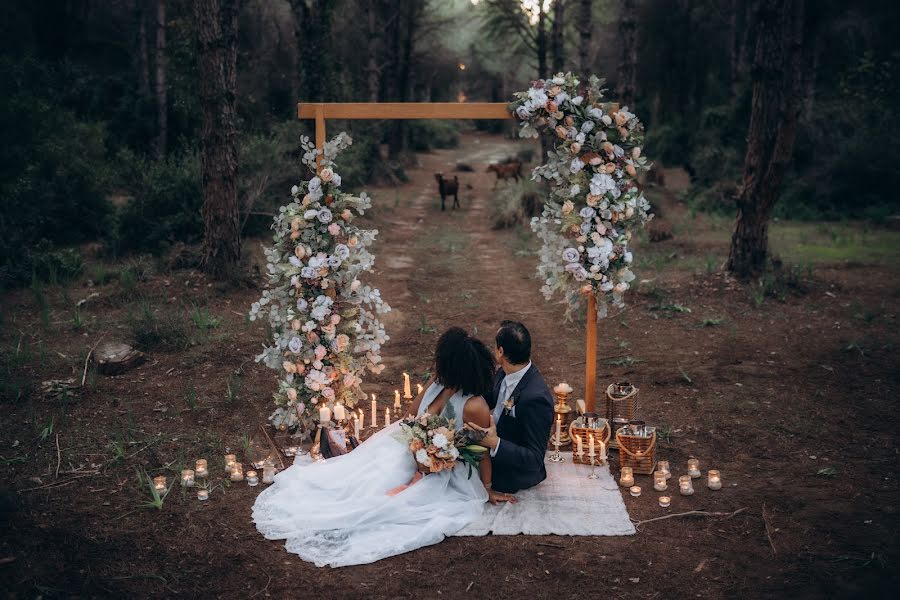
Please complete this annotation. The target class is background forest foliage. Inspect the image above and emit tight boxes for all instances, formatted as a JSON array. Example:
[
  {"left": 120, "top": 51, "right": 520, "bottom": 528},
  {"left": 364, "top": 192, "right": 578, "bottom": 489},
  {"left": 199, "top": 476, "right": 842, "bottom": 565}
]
[{"left": 1, "top": 0, "right": 898, "bottom": 287}]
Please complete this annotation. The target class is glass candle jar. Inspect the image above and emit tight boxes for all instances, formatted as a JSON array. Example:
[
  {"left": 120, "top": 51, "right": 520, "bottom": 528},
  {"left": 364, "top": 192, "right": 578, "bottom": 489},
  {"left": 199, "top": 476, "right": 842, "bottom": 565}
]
[
  {"left": 619, "top": 466, "right": 634, "bottom": 487},
  {"left": 225, "top": 454, "right": 237, "bottom": 473},
  {"left": 246, "top": 470, "right": 259, "bottom": 487},
  {"left": 687, "top": 458, "right": 701, "bottom": 479},
  {"left": 659, "top": 495, "right": 671, "bottom": 508},
  {"left": 230, "top": 463, "right": 243, "bottom": 482},
  {"left": 262, "top": 464, "right": 276, "bottom": 484},
  {"left": 153, "top": 475, "right": 167, "bottom": 493},
  {"left": 197, "top": 488, "right": 209, "bottom": 501},
  {"left": 657, "top": 460, "right": 671, "bottom": 480},
  {"left": 180, "top": 469, "right": 195, "bottom": 487},
  {"left": 679, "top": 479, "right": 694, "bottom": 496},
  {"left": 195, "top": 459, "right": 208, "bottom": 478},
  {"left": 653, "top": 470, "right": 668, "bottom": 492},
  {"left": 629, "top": 485, "right": 642, "bottom": 497},
  {"left": 707, "top": 469, "right": 722, "bottom": 490}
]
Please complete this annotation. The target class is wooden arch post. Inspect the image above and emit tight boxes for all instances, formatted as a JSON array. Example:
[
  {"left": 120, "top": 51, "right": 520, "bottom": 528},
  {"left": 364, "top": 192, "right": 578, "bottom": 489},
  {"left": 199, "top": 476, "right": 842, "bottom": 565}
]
[{"left": 297, "top": 101, "right": 614, "bottom": 414}]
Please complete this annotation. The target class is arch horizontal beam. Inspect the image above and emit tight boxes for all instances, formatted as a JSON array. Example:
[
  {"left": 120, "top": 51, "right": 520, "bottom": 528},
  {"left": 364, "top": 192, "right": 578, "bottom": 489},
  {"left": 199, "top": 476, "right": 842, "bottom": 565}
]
[{"left": 298, "top": 102, "right": 515, "bottom": 120}]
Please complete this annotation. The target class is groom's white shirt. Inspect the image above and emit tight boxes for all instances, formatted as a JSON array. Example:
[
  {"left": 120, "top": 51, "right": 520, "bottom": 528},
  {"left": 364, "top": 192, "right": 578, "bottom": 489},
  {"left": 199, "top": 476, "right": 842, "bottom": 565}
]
[{"left": 490, "top": 362, "right": 532, "bottom": 457}]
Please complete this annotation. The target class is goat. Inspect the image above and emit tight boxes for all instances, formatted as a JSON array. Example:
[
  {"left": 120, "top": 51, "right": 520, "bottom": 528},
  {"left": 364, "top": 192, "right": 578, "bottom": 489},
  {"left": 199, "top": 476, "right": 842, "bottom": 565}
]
[
  {"left": 434, "top": 173, "right": 460, "bottom": 211},
  {"left": 486, "top": 161, "right": 523, "bottom": 188}
]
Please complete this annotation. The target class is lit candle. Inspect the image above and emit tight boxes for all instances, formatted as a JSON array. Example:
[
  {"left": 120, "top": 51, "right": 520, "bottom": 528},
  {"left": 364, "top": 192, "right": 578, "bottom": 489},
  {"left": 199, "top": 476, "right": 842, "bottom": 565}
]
[
  {"left": 333, "top": 403, "right": 346, "bottom": 422},
  {"left": 246, "top": 470, "right": 259, "bottom": 487},
  {"left": 619, "top": 466, "right": 634, "bottom": 487},
  {"left": 358, "top": 408, "right": 364, "bottom": 426},
  {"left": 599, "top": 440, "right": 607, "bottom": 463},
  {"left": 707, "top": 469, "right": 722, "bottom": 490},
  {"left": 153, "top": 475, "right": 167, "bottom": 492},
  {"left": 659, "top": 495, "right": 671, "bottom": 508},
  {"left": 371, "top": 394, "right": 378, "bottom": 428},
  {"left": 553, "top": 382, "right": 573, "bottom": 395},
  {"left": 353, "top": 414, "right": 361, "bottom": 439},
  {"left": 384, "top": 407, "right": 390, "bottom": 427},
  {"left": 679, "top": 474, "right": 694, "bottom": 495},
  {"left": 403, "top": 373, "right": 412, "bottom": 399},
  {"left": 576, "top": 434, "right": 584, "bottom": 457},
  {"left": 653, "top": 470, "right": 668, "bottom": 491},
  {"left": 658, "top": 460, "right": 671, "bottom": 480},
  {"left": 318, "top": 405, "right": 331, "bottom": 423},
  {"left": 181, "top": 469, "right": 195, "bottom": 487},
  {"left": 394, "top": 390, "right": 401, "bottom": 410},
  {"left": 416, "top": 383, "right": 423, "bottom": 396},
  {"left": 224, "top": 454, "right": 236, "bottom": 473},
  {"left": 197, "top": 488, "right": 209, "bottom": 501},
  {"left": 555, "top": 414, "right": 561, "bottom": 444},
  {"left": 687, "top": 458, "right": 701, "bottom": 478},
  {"left": 588, "top": 434, "right": 596, "bottom": 458},
  {"left": 230, "top": 463, "right": 243, "bottom": 482},
  {"left": 262, "top": 464, "right": 276, "bottom": 484},
  {"left": 195, "top": 459, "right": 208, "bottom": 478},
  {"left": 629, "top": 485, "right": 642, "bottom": 497}
]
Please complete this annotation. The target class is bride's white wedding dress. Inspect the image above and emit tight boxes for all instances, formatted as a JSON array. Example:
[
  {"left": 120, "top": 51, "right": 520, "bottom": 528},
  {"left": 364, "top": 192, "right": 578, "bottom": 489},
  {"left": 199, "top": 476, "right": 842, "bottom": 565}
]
[{"left": 252, "top": 383, "right": 488, "bottom": 567}]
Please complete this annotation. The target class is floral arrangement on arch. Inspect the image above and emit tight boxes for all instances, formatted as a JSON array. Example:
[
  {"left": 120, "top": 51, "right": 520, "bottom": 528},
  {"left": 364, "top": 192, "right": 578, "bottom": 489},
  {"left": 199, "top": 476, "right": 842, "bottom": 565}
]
[
  {"left": 250, "top": 133, "right": 390, "bottom": 430},
  {"left": 510, "top": 73, "right": 653, "bottom": 319}
]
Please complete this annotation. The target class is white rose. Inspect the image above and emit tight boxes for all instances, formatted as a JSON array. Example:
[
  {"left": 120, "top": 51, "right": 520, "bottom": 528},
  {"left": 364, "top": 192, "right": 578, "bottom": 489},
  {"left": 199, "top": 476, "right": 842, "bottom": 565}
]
[
  {"left": 415, "top": 448, "right": 431, "bottom": 466},
  {"left": 432, "top": 433, "right": 448, "bottom": 449}
]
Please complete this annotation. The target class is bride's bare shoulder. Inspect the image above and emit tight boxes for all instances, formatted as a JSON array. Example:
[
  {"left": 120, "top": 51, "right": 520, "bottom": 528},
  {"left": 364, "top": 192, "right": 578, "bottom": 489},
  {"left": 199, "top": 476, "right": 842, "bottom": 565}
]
[{"left": 463, "top": 395, "right": 491, "bottom": 426}]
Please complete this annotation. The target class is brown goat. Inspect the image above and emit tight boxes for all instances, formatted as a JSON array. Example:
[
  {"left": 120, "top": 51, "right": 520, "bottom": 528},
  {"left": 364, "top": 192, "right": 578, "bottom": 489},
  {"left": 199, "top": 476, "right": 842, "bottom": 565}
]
[
  {"left": 434, "top": 173, "right": 460, "bottom": 210},
  {"left": 486, "top": 161, "right": 523, "bottom": 188}
]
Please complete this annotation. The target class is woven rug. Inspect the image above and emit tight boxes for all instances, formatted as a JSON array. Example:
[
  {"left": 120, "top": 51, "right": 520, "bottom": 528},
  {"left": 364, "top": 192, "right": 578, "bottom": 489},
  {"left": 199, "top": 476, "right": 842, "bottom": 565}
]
[{"left": 454, "top": 452, "right": 636, "bottom": 536}]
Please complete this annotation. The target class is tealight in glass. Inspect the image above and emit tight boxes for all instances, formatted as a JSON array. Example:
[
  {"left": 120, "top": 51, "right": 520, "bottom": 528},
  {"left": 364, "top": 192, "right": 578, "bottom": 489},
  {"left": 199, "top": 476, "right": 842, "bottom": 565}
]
[
  {"left": 653, "top": 470, "right": 668, "bottom": 491},
  {"left": 180, "top": 469, "right": 195, "bottom": 487},
  {"left": 657, "top": 460, "right": 671, "bottom": 479},
  {"left": 687, "top": 458, "right": 701, "bottom": 479},
  {"left": 707, "top": 469, "right": 722, "bottom": 490},
  {"left": 619, "top": 467, "right": 634, "bottom": 487}
]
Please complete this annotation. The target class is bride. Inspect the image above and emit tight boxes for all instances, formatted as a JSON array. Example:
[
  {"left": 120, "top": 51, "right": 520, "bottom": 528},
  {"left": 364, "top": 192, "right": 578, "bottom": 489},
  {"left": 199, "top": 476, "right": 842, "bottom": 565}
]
[{"left": 253, "top": 327, "right": 497, "bottom": 567}]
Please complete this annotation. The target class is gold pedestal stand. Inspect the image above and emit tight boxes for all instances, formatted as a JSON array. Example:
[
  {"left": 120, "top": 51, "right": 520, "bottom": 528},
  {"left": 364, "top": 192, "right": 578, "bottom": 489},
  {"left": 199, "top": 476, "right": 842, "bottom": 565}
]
[{"left": 553, "top": 390, "right": 574, "bottom": 447}]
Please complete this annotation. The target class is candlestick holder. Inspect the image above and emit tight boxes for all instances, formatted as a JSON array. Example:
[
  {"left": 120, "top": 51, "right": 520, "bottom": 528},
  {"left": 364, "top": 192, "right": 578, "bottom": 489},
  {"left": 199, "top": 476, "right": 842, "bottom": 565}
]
[
  {"left": 547, "top": 437, "right": 565, "bottom": 463},
  {"left": 588, "top": 462, "right": 600, "bottom": 479}
]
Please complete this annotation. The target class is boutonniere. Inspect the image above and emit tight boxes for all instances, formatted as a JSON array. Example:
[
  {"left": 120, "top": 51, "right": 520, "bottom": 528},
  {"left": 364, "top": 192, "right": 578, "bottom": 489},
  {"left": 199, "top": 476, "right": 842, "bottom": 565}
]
[{"left": 503, "top": 395, "right": 518, "bottom": 415}]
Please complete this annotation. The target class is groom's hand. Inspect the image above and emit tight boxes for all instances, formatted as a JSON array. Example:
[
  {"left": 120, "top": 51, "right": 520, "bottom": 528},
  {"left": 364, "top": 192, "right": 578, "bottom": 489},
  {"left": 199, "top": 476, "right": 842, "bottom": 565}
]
[
  {"left": 466, "top": 416, "right": 499, "bottom": 451},
  {"left": 487, "top": 489, "right": 518, "bottom": 505}
]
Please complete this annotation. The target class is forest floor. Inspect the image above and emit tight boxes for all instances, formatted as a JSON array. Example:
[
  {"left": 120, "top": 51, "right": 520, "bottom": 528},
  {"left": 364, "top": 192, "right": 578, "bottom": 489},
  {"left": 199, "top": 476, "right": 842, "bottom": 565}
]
[{"left": 1, "top": 131, "right": 899, "bottom": 599}]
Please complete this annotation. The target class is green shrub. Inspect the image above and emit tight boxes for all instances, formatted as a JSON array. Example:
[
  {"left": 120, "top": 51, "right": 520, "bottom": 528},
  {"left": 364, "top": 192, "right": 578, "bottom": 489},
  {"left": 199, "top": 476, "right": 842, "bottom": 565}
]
[
  {"left": 407, "top": 120, "right": 460, "bottom": 151},
  {"left": 111, "top": 149, "right": 202, "bottom": 254},
  {"left": 490, "top": 179, "right": 544, "bottom": 229}
]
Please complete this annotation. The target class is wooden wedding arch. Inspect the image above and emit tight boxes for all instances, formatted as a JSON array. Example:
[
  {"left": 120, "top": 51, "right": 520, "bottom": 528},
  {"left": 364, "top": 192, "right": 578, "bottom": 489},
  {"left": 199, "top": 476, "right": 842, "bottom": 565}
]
[{"left": 298, "top": 101, "right": 615, "bottom": 414}]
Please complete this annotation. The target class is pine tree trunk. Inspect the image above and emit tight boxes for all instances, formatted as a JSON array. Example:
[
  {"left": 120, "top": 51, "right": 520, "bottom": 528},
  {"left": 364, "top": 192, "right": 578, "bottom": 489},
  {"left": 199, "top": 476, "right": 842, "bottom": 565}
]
[
  {"left": 727, "top": 0, "right": 804, "bottom": 278},
  {"left": 537, "top": 3, "right": 547, "bottom": 77},
  {"left": 616, "top": 0, "right": 637, "bottom": 107},
  {"left": 366, "top": 2, "right": 380, "bottom": 102},
  {"left": 137, "top": 4, "right": 150, "bottom": 96},
  {"left": 155, "top": 0, "right": 167, "bottom": 159},
  {"left": 551, "top": 0, "right": 565, "bottom": 73},
  {"left": 577, "top": 0, "right": 592, "bottom": 75},
  {"left": 195, "top": 0, "right": 241, "bottom": 278}
]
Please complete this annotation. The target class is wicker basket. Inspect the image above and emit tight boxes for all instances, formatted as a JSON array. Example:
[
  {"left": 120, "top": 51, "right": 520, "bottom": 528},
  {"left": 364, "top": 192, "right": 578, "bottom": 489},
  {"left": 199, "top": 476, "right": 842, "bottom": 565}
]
[
  {"left": 568, "top": 419, "right": 611, "bottom": 465},
  {"left": 615, "top": 428, "right": 656, "bottom": 475},
  {"left": 606, "top": 383, "right": 639, "bottom": 445}
]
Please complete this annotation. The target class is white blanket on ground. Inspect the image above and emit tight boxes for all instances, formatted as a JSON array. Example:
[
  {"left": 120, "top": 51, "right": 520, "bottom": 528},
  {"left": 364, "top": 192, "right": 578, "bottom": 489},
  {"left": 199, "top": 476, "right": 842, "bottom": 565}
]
[
  {"left": 289, "top": 450, "right": 635, "bottom": 538},
  {"left": 454, "top": 452, "right": 636, "bottom": 536}
]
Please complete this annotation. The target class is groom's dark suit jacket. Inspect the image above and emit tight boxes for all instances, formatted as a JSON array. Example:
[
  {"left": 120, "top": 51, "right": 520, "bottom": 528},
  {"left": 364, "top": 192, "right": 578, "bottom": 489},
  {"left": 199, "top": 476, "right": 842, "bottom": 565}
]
[{"left": 490, "top": 365, "right": 554, "bottom": 493}]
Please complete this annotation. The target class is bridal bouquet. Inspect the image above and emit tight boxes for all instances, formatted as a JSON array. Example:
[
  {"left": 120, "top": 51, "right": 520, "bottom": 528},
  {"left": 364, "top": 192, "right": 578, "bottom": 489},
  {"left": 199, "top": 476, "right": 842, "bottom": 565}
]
[{"left": 392, "top": 412, "right": 487, "bottom": 478}]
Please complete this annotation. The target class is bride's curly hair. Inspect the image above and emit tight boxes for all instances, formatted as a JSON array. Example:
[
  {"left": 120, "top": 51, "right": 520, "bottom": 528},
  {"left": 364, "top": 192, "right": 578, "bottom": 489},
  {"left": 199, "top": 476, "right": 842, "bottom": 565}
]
[{"left": 433, "top": 327, "right": 496, "bottom": 406}]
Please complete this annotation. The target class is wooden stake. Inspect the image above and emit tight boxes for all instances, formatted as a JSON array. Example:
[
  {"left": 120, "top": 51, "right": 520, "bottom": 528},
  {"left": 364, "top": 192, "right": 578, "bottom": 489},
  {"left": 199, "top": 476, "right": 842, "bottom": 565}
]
[{"left": 585, "top": 294, "right": 598, "bottom": 413}]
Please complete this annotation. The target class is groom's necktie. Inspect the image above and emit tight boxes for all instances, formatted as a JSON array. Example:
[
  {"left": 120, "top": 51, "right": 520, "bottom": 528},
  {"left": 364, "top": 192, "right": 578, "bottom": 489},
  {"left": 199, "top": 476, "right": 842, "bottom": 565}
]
[{"left": 493, "top": 380, "right": 508, "bottom": 423}]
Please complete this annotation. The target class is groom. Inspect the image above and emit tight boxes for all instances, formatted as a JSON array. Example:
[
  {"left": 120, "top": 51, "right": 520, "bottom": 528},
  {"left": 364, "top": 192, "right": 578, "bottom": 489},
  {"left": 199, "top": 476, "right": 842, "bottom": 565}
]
[{"left": 468, "top": 320, "right": 554, "bottom": 504}]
